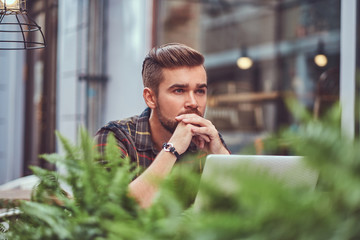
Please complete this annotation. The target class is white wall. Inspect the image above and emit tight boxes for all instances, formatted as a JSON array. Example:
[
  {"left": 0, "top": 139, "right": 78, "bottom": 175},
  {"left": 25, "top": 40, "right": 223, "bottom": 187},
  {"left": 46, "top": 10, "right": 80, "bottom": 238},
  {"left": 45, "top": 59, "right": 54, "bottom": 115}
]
[
  {"left": 57, "top": 0, "right": 86, "bottom": 145},
  {"left": 104, "top": 0, "right": 152, "bottom": 123},
  {"left": 340, "top": 0, "right": 357, "bottom": 139},
  {"left": 0, "top": 51, "right": 25, "bottom": 184},
  {"left": 57, "top": 0, "right": 152, "bottom": 147}
]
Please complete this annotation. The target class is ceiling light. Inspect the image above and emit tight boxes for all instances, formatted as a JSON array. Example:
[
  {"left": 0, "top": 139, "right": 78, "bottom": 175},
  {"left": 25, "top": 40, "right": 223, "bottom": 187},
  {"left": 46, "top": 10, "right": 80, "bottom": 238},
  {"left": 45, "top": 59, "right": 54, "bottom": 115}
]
[
  {"left": 0, "top": 0, "right": 46, "bottom": 50},
  {"left": 314, "top": 40, "right": 328, "bottom": 67},
  {"left": 237, "top": 46, "right": 253, "bottom": 70}
]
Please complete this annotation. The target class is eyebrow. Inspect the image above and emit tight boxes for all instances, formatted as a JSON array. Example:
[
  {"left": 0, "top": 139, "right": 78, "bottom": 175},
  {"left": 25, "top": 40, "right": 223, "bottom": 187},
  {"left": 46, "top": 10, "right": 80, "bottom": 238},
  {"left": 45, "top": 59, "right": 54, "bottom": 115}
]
[
  {"left": 197, "top": 83, "right": 208, "bottom": 89},
  {"left": 168, "top": 83, "right": 208, "bottom": 89},
  {"left": 168, "top": 84, "right": 188, "bottom": 89}
]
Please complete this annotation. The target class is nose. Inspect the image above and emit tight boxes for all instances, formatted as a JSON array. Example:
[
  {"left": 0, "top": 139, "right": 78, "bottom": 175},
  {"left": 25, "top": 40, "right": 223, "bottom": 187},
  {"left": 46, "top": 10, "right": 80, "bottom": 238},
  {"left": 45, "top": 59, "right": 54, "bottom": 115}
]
[{"left": 185, "top": 91, "right": 198, "bottom": 109}]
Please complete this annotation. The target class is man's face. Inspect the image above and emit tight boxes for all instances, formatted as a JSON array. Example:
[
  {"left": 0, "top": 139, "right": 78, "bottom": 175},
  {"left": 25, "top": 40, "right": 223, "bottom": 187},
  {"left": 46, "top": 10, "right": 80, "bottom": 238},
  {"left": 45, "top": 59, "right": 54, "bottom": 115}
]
[{"left": 155, "top": 65, "right": 207, "bottom": 133}]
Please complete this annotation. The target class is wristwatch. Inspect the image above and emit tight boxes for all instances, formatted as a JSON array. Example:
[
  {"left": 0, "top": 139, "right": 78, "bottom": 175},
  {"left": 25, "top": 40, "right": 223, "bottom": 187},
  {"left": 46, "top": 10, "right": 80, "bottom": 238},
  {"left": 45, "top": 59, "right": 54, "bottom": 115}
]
[{"left": 162, "top": 142, "right": 180, "bottom": 159}]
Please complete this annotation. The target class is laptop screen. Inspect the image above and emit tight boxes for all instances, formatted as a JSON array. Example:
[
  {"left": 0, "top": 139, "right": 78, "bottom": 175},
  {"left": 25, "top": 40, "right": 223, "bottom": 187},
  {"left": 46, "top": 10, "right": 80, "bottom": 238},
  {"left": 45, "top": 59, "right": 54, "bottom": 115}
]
[{"left": 193, "top": 154, "right": 319, "bottom": 211}]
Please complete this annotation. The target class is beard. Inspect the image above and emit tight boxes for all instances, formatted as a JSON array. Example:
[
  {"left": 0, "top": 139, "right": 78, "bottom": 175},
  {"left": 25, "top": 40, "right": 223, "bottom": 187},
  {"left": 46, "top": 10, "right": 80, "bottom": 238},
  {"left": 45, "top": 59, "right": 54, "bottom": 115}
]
[{"left": 155, "top": 103, "right": 203, "bottom": 134}]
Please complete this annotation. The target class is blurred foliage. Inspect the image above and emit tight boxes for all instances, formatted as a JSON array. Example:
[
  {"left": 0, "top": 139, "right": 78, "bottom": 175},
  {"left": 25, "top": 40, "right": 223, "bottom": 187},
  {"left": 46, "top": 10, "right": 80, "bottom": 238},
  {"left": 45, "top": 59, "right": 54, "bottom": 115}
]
[{"left": 2, "top": 101, "right": 360, "bottom": 239}]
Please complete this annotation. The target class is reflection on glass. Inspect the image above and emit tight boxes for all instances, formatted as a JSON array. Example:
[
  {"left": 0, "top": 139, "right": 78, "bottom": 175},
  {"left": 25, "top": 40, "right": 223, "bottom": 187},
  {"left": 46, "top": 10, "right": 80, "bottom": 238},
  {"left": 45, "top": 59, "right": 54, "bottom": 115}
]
[{"left": 156, "top": 0, "right": 341, "bottom": 153}]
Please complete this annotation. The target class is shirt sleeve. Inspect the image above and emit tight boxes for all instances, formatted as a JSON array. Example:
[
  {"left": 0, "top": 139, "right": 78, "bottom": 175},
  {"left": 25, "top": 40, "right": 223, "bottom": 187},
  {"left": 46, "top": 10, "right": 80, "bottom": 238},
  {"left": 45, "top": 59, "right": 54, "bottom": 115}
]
[
  {"left": 218, "top": 132, "right": 231, "bottom": 154},
  {"left": 94, "top": 129, "right": 129, "bottom": 162}
]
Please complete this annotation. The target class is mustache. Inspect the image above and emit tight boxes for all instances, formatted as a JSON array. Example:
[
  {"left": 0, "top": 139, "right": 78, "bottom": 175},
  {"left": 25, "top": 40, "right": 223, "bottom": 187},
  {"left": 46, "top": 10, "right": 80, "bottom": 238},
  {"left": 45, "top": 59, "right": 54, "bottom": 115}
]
[{"left": 178, "top": 108, "right": 203, "bottom": 117}]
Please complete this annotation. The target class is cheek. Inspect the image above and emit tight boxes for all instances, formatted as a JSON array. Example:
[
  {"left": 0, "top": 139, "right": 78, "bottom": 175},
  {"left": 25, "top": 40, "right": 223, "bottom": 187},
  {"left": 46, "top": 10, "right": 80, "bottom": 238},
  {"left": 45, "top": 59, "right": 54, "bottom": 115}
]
[
  {"left": 157, "top": 95, "right": 181, "bottom": 114},
  {"left": 198, "top": 96, "right": 207, "bottom": 107},
  {"left": 159, "top": 93, "right": 181, "bottom": 106}
]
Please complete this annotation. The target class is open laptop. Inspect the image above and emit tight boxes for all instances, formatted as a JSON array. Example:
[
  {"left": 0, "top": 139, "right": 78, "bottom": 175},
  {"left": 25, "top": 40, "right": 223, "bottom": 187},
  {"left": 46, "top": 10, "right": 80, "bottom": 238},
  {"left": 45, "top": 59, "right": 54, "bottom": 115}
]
[{"left": 193, "top": 154, "right": 319, "bottom": 211}]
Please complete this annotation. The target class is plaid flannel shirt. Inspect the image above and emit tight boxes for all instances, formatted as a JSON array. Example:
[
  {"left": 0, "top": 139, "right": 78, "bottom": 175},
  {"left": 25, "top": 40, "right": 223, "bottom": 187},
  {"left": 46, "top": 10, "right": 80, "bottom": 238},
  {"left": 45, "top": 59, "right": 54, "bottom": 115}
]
[{"left": 95, "top": 108, "right": 228, "bottom": 173}]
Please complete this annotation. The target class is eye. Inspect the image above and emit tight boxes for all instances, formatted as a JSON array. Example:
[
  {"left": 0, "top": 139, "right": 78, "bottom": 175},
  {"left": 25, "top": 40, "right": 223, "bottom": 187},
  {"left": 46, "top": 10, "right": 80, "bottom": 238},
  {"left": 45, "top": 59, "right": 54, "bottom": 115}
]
[
  {"left": 196, "top": 88, "right": 207, "bottom": 95},
  {"left": 174, "top": 88, "right": 184, "bottom": 94}
]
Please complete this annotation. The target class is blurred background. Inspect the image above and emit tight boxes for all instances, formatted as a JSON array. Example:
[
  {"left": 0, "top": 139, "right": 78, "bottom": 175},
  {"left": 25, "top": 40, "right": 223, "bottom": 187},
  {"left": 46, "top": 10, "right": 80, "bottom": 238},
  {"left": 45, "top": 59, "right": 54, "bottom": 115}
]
[{"left": 0, "top": 0, "right": 359, "bottom": 185}]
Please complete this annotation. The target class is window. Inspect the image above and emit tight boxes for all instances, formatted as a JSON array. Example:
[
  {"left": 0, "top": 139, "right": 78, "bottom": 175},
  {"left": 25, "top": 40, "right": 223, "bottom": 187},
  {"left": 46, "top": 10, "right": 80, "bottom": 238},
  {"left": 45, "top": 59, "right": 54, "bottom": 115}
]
[{"left": 156, "top": 0, "right": 341, "bottom": 153}]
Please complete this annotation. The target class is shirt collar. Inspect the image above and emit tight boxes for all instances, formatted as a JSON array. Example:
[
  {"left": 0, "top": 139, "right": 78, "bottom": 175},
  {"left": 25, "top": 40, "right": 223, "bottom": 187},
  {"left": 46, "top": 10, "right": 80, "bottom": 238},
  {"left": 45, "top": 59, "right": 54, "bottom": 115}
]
[{"left": 134, "top": 108, "right": 157, "bottom": 153}]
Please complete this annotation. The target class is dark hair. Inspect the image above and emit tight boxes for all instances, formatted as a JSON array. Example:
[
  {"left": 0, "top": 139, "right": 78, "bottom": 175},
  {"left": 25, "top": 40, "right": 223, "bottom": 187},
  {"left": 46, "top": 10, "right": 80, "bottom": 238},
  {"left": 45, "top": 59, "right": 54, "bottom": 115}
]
[{"left": 141, "top": 43, "right": 205, "bottom": 95}]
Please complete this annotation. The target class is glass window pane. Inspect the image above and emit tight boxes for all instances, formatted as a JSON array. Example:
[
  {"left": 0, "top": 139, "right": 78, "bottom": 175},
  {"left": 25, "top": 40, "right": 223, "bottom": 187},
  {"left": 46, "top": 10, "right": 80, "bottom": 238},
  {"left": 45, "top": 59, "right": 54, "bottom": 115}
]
[{"left": 156, "top": 0, "right": 341, "bottom": 153}]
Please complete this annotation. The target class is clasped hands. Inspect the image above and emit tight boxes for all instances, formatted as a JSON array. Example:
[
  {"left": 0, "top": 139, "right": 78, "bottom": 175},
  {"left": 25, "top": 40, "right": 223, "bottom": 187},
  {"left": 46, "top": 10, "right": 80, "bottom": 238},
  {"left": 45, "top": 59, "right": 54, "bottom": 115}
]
[{"left": 169, "top": 113, "right": 229, "bottom": 155}]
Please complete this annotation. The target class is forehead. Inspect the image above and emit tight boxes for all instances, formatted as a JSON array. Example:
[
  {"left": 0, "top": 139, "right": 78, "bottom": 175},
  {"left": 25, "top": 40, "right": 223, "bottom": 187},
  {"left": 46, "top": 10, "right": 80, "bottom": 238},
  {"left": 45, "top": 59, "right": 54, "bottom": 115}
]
[{"left": 160, "top": 66, "right": 207, "bottom": 86}]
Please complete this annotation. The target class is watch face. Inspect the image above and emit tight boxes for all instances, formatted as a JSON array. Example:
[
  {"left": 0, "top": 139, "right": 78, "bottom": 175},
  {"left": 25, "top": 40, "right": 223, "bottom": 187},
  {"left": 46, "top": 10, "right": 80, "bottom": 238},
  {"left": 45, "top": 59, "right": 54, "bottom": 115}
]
[
  {"left": 162, "top": 143, "right": 179, "bottom": 158},
  {"left": 163, "top": 143, "right": 174, "bottom": 152}
]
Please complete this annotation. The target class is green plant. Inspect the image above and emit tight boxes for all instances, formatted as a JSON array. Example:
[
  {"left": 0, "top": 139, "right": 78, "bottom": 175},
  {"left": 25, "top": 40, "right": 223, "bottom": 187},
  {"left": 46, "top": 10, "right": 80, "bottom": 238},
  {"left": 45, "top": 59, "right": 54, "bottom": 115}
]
[
  {"left": 3, "top": 130, "right": 141, "bottom": 240},
  {"left": 2, "top": 102, "right": 360, "bottom": 239}
]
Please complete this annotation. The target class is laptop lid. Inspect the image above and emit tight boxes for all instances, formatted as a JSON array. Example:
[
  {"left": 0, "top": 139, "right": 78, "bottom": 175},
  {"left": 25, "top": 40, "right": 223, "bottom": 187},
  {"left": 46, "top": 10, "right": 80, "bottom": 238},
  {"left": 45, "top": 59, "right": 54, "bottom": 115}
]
[{"left": 193, "top": 154, "right": 319, "bottom": 211}]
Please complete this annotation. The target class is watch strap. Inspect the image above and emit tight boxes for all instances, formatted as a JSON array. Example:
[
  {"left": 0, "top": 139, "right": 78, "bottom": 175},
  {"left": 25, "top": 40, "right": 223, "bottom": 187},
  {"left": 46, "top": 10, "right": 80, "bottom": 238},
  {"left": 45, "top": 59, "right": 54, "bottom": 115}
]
[{"left": 162, "top": 142, "right": 180, "bottom": 159}]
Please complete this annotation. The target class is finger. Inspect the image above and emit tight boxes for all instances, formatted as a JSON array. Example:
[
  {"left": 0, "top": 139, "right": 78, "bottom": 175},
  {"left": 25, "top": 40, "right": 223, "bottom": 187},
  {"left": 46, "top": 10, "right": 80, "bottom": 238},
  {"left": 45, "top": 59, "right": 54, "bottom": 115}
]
[
  {"left": 175, "top": 113, "right": 200, "bottom": 120},
  {"left": 192, "top": 127, "right": 216, "bottom": 140},
  {"left": 191, "top": 136, "right": 200, "bottom": 148},
  {"left": 198, "top": 137, "right": 205, "bottom": 149},
  {"left": 192, "top": 136, "right": 205, "bottom": 149},
  {"left": 192, "top": 131, "right": 211, "bottom": 142},
  {"left": 184, "top": 119, "right": 212, "bottom": 130},
  {"left": 176, "top": 114, "right": 207, "bottom": 125}
]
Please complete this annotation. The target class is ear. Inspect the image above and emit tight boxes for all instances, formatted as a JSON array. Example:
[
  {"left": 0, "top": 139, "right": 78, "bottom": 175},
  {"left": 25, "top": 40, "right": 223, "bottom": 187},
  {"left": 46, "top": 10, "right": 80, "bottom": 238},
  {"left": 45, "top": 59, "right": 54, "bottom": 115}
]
[{"left": 143, "top": 87, "right": 157, "bottom": 109}]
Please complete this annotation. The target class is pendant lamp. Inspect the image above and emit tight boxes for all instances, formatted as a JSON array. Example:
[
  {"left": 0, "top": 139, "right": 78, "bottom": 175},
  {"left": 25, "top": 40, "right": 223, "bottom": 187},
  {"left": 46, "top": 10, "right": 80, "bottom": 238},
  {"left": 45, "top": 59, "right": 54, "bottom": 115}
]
[
  {"left": 0, "top": 0, "right": 46, "bottom": 50},
  {"left": 314, "top": 40, "right": 328, "bottom": 68},
  {"left": 237, "top": 46, "right": 253, "bottom": 70}
]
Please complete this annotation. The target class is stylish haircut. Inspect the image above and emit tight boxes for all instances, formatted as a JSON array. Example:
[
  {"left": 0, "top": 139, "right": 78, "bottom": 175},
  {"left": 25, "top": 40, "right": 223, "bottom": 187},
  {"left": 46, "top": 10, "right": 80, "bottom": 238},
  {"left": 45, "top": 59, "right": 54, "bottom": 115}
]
[{"left": 141, "top": 43, "right": 205, "bottom": 95}]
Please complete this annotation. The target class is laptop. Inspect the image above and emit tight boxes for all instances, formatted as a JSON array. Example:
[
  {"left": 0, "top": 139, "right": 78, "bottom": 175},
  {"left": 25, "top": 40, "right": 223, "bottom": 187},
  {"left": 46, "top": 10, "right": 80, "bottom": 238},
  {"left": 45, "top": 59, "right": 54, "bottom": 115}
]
[{"left": 193, "top": 154, "right": 319, "bottom": 211}]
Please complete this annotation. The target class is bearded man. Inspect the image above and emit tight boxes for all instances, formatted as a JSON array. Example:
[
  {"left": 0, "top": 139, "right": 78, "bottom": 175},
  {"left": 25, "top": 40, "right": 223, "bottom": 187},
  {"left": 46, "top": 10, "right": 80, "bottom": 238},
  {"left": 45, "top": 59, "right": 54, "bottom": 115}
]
[{"left": 95, "top": 43, "right": 230, "bottom": 208}]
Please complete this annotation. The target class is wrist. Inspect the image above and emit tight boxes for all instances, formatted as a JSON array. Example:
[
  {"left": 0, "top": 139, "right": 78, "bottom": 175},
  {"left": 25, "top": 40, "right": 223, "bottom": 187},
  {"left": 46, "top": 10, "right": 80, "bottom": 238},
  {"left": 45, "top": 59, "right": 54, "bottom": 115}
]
[{"left": 162, "top": 142, "right": 181, "bottom": 159}]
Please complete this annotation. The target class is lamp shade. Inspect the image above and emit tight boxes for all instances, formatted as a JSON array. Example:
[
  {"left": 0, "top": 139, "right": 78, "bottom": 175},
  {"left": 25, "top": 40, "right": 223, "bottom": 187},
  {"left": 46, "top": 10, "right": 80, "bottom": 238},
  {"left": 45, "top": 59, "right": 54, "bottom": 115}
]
[
  {"left": 0, "top": 0, "right": 46, "bottom": 50},
  {"left": 313, "top": 40, "right": 328, "bottom": 67},
  {"left": 237, "top": 46, "right": 253, "bottom": 70}
]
